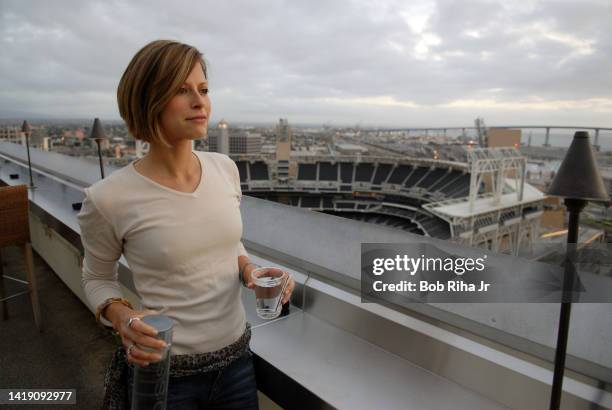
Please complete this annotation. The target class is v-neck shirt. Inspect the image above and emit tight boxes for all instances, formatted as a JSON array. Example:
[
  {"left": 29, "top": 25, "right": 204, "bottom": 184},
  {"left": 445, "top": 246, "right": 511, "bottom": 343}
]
[
  {"left": 78, "top": 151, "right": 249, "bottom": 355},
  {"left": 131, "top": 151, "right": 203, "bottom": 197}
]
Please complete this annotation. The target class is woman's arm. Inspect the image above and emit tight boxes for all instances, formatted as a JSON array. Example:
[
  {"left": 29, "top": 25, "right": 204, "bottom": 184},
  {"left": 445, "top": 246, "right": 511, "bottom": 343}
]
[
  {"left": 77, "top": 189, "right": 125, "bottom": 327},
  {"left": 238, "top": 254, "right": 257, "bottom": 288},
  {"left": 78, "top": 188, "right": 165, "bottom": 366}
]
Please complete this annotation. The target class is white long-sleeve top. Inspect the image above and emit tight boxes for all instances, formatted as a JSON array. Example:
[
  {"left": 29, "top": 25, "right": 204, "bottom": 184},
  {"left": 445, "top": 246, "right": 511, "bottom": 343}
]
[{"left": 77, "top": 150, "right": 248, "bottom": 355}]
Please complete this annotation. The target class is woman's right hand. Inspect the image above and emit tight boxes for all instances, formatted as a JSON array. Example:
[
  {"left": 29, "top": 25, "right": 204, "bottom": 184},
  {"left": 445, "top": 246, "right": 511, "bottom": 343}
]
[{"left": 106, "top": 304, "right": 168, "bottom": 367}]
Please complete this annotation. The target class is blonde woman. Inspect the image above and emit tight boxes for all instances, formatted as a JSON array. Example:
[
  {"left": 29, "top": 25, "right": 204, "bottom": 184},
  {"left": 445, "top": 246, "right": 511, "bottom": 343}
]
[{"left": 78, "top": 40, "right": 295, "bottom": 409}]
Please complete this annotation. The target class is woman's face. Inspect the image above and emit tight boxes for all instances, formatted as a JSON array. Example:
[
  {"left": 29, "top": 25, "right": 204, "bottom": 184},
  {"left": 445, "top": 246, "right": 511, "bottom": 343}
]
[{"left": 159, "top": 62, "right": 211, "bottom": 144}]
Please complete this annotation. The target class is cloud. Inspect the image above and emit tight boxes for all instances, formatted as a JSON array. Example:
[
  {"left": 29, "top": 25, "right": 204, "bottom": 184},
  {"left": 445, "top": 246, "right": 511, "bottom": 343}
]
[{"left": 1, "top": 0, "right": 611, "bottom": 127}]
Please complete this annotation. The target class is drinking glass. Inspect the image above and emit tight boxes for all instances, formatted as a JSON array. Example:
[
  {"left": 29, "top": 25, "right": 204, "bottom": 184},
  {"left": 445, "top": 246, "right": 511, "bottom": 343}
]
[
  {"left": 251, "top": 267, "right": 289, "bottom": 319},
  {"left": 131, "top": 315, "right": 173, "bottom": 410}
]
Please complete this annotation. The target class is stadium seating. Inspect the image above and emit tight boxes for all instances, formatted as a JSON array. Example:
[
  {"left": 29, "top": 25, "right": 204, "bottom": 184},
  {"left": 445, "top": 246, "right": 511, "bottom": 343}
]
[
  {"left": 236, "top": 159, "right": 466, "bottom": 240},
  {"left": 249, "top": 161, "right": 269, "bottom": 180}
]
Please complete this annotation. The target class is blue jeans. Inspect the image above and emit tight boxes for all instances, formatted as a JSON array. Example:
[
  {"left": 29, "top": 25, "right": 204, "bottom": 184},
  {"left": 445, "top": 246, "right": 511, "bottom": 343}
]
[{"left": 128, "top": 351, "right": 259, "bottom": 410}]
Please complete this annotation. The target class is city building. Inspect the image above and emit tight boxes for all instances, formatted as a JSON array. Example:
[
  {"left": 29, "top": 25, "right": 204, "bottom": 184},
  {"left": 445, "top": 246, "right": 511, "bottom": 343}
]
[
  {"left": 228, "top": 131, "right": 262, "bottom": 154},
  {"left": 487, "top": 128, "right": 521, "bottom": 148},
  {"left": 208, "top": 122, "right": 262, "bottom": 155},
  {"left": 275, "top": 118, "right": 291, "bottom": 182},
  {"left": 216, "top": 119, "right": 230, "bottom": 155},
  {"left": 0, "top": 126, "right": 22, "bottom": 144}
]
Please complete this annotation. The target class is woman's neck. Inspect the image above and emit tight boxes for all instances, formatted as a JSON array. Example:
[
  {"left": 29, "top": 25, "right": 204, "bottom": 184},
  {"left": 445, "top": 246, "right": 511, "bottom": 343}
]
[{"left": 140, "top": 139, "right": 197, "bottom": 180}]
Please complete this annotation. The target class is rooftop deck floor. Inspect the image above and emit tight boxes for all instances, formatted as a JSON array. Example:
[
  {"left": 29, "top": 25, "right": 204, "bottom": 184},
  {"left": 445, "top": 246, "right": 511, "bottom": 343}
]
[{"left": 0, "top": 245, "right": 113, "bottom": 410}]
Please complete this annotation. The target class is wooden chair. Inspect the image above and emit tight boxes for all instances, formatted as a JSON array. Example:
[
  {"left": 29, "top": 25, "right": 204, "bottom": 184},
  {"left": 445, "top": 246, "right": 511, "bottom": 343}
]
[{"left": 0, "top": 184, "right": 43, "bottom": 332}]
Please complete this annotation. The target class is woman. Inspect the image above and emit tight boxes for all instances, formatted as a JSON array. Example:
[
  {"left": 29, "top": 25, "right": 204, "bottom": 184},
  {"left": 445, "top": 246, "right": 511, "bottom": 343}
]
[{"left": 77, "top": 40, "right": 295, "bottom": 409}]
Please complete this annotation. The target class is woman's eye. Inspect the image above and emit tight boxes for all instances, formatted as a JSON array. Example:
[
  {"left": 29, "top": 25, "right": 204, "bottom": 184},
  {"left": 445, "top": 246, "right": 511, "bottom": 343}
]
[
  {"left": 178, "top": 88, "right": 188, "bottom": 94},
  {"left": 200, "top": 88, "right": 209, "bottom": 95}
]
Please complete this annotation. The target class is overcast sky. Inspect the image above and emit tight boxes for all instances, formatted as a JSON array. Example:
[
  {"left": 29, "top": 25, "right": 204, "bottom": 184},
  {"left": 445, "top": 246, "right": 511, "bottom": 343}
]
[{"left": 1, "top": 0, "right": 611, "bottom": 127}]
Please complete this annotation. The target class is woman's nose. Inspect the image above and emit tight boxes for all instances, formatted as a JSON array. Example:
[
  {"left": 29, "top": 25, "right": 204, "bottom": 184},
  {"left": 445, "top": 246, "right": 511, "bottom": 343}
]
[
  {"left": 191, "top": 92, "right": 208, "bottom": 108},
  {"left": 191, "top": 95, "right": 204, "bottom": 108}
]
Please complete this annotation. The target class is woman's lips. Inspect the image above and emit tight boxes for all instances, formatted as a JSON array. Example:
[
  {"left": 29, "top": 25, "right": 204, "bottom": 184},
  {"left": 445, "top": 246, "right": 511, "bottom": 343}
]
[{"left": 187, "top": 117, "right": 207, "bottom": 123}]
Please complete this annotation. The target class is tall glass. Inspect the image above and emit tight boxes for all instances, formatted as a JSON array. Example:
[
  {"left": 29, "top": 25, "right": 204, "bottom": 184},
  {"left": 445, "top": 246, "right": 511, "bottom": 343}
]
[
  {"left": 251, "top": 267, "right": 288, "bottom": 319},
  {"left": 131, "top": 315, "right": 173, "bottom": 410}
]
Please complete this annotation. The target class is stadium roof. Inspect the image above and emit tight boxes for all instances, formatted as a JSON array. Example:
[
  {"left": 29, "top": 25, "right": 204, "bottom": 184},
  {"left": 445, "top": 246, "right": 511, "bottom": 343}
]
[{"left": 427, "top": 179, "right": 545, "bottom": 218}]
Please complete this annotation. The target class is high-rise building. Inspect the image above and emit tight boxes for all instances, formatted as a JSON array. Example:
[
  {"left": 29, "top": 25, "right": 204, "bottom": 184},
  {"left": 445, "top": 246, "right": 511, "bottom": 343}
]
[
  {"left": 208, "top": 122, "right": 262, "bottom": 155},
  {"left": 217, "top": 119, "right": 229, "bottom": 155},
  {"left": 276, "top": 118, "right": 291, "bottom": 160},
  {"left": 275, "top": 118, "right": 292, "bottom": 181},
  {"left": 228, "top": 132, "right": 262, "bottom": 154}
]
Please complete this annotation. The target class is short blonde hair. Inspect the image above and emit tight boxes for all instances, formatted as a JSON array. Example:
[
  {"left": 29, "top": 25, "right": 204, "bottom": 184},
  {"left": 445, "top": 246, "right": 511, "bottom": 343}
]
[{"left": 117, "top": 40, "right": 206, "bottom": 147}]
